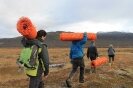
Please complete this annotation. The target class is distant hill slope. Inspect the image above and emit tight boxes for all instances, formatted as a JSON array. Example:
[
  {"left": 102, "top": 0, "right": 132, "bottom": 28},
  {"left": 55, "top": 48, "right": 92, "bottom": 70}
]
[
  {"left": 97, "top": 32, "right": 133, "bottom": 48},
  {"left": 0, "top": 31, "right": 133, "bottom": 48}
]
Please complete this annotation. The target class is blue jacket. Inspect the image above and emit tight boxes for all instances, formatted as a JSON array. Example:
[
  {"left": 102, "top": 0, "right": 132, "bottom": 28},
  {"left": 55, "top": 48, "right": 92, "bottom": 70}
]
[{"left": 70, "top": 34, "right": 87, "bottom": 59}]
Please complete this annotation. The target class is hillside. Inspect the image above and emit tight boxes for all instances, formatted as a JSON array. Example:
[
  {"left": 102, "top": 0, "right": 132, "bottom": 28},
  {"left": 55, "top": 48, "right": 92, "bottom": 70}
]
[
  {"left": 0, "top": 31, "right": 133, "bottom": 48},
  {"left": 96, "top": 32, "right": 133, "bottom": 48}
]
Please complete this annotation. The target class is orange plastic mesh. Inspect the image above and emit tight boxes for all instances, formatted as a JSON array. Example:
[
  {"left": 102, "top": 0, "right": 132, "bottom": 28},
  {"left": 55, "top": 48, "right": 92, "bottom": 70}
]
[
  {"left": 17, "top": 17, "right": 37, "bottom": 39},
  {"left": 91, "top": 57, "right": 108, "bottom": 67},
  {"left": 60, "top": 32, "right": 97, "bottom": 41}
]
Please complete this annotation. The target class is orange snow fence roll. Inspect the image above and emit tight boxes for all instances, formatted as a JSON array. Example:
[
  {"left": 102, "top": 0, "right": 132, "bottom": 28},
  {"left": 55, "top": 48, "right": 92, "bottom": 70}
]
[
  {"left": 60, "top": 32, "right": 97, "bottom": 41},
  {"left": 17, "top": 17, "right": 37, "bottom": 39},
  {"left": 91, "top": 57, "right": 108, "bottom": 67}
]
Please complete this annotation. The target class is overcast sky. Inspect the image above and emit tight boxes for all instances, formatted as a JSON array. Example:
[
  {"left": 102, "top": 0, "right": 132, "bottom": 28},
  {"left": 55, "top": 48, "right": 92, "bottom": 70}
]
[{"left": 0, "top": 0, "right": 133, "bottom": 38}]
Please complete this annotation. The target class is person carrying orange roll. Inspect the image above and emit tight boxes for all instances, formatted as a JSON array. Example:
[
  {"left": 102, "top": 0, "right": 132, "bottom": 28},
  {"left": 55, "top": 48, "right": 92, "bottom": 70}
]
[
  {"left": 66, "top": 32, "right": 87, "bottom": 87},
  {"left": 18, "top": 30, "right": 49, "bottom": 88},
  {"left": 87, "top": 41, "right": 99, "bottom": 73}
]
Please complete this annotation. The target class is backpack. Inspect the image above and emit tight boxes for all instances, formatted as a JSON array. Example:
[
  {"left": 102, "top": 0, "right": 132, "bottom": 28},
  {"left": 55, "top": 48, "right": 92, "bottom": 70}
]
[
  {"left": 17, "top": 45, "right": 39, "bottom": 69},
  {"left": 108, "top": 47, "right": 115, "bottom": 55}
]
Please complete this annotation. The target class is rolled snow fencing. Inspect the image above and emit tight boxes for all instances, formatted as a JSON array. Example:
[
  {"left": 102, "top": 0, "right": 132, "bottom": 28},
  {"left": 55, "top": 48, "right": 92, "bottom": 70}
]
[
  {"left": 91, "top": 57, "right": 108, "bottom": 67},
  {"left": 17, "top": 17, "right": 37, "bottom": 39},
  {"left": 60, "top": 32, "right": 97, "bottom": 41}
]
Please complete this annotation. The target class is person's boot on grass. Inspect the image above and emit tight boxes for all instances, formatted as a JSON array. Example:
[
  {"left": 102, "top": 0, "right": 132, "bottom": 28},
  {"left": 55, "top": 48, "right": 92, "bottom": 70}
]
[{"left": 66, "top": 78, "right": 72, "bottom": 87}]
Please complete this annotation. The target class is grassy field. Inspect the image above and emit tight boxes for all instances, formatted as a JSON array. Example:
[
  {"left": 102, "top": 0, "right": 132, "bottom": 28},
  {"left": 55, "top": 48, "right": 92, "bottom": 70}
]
[{"left": 0, "top": 48, "right": 133, "bottom": 88}]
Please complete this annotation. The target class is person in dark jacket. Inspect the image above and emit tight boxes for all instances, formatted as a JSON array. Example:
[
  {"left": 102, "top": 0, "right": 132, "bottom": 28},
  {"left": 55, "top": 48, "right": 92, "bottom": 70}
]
[
  {"left": 21, "top": 30, "right": 49, "bottom": 88},
  {"left": 87, "top": 41, "right": 98, "bottom": 73},
  {"left": 66, "top": 32, "right": 87, "bottom": 87},
  {"left": 108, "top": 44, "right": 115, "bottom": 68}
]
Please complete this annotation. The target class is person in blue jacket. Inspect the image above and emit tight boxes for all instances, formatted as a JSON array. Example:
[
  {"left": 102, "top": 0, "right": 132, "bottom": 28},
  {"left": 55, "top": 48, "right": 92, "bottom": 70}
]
[{"left": 66, "top": 32, "right": 87, "bottom": 87}]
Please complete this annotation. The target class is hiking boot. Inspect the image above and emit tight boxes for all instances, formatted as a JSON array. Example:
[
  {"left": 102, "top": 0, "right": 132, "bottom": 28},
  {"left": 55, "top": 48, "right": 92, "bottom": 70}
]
[
  {"left": 92, "top": 69, "right": 96, "bottom": 73},
  {"left": 66, "top": 79, "right": 72, "bottom": 87},
  {"left": 93, "top": 71, "right": 96, "bottom": 73},
  {"left": 39, "top": 81, "right": 44, "bottom": 88},
  {"left": 91, "top": 67, "right": 96, "bottom": 73},
  {"left": 89, "top": 69, "right": 93, "bottom": 74},
  {"left": 79, "top": 79, "right": 84, "bottom": 83}
]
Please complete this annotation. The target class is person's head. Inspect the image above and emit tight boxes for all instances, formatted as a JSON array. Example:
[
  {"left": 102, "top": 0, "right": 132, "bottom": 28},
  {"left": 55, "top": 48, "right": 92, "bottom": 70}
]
[
  {"left": 90, "top": 41, "right": 95, "bottom": 46},
  {"left": 36, "top": 30, "right": 47, "bottom": 41},
  {"left": 109, "top": 44, "right": 113, "bottom": 48}
]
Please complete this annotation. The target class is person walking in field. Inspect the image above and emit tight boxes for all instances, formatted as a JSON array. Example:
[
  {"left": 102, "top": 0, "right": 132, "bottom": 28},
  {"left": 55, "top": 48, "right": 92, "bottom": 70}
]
[
  {"left": 18, "top": 30, "right": 49, "bottom": 88},
  {"left": 66, "top": 32, "right": 87, "bottom": 87},
  {"left": 87, "top": 41, "right": 98, "bottom": 73},
  {"left": 108, "top": 44, "right": 115, "bottom": 68}
]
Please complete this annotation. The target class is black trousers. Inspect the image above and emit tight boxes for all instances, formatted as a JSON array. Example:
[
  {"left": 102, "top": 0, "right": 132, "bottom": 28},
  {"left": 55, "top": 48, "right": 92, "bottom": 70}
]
[
  {"left": 29, "top": 64, "right": 44, "bottom": 88},
  {"left": 108, "top": 55, "right": 115, "bottom": 63},
  {"left": 90, "top": 57, "right": 97, "bottom": 61},
  {"left": 68, "top": 58, "right": 85, "bottom": 81}
]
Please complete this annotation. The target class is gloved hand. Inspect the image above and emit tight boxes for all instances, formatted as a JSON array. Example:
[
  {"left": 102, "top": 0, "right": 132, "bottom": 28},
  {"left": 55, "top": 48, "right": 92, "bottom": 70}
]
[
  {"left": 83, "top": 32, "right": 87, "bottom": 36},
  {"left": 44, "top": 71, "right": 48, "bottom": 77},
  {"left": 44, "top": 72, "right": 48, "bottom": 79}
]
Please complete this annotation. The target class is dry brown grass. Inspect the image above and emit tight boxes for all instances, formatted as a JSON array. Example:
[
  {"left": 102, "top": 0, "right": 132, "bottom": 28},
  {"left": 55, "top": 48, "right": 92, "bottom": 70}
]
[{"left": 0, "top": 48, "right": 133, "bottom": 88}]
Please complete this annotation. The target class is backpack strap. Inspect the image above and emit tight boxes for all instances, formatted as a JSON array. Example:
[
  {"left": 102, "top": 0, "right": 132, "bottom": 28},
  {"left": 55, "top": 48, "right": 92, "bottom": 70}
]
[{"left": 28, "top": 45, "right": 39, "bottom": 67}]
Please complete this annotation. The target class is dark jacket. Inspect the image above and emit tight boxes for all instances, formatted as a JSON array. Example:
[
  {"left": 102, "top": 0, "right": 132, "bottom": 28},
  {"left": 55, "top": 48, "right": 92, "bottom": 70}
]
[
  {"left": 108, "top": 47, "right": 115, "bottom": 56},
  {"left": 38, "top": 42, "right": 49, "bottom": 75},
  {"left": 69, "top": 33, "right": 87, "bottom": 59},
  {"left": 87, "top": 45, "right": 98, "bottom": 60}
]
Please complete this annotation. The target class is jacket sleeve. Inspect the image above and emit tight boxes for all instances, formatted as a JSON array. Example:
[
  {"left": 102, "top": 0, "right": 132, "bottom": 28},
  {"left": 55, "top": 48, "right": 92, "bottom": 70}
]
[
  {"left": 113, "top": 49, "right": 115, "bottom": 52},
  {"left": 79, "top": 33, "right": 87, "bottom": 45},
  {"left": 108, "top": 48, "right": 109, "bottom": 53},
  {"left": 29, "top": 45, "right": 38, "bottom": 67},
  {"left": 40, "top": 44, "right": 49, "bottom": 75}
]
